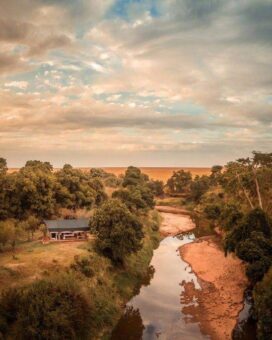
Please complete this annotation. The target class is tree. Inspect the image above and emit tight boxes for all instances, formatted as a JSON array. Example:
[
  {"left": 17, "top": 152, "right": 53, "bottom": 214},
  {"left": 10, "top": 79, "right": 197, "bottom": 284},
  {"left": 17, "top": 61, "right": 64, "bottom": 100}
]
[
  {"left": 190, "top": 175, "right": 210, "bottom": 202},
  {"left": 167, "top": 170, "right": 192, "bottom": 194},
  {"left": 89, "top": 168, "right": 109, "bottom": 179},
  {"left": 90, "top": 199, "right": 144, "bottom": 265},
  {"left": 0, "top": 158, "right": 7, "bottom": 176},
  {"left": 204, "top": 203, "right": 221, "bottom": 220},
  {"left": 147, "top": 179, "right": 164, "bottom": 196},
  {"left": 222, "top": 152, "right": 272, "bottom": 211},
  {"left": 15, "top": 164, "right": 56, "bottom": 218},
  {"left": 112, "top": 188, "right": 146, "bottom": 212},
  {"left": 254, "top": 268, "right": 272, "bottom": 340},
  {"left": 122, "top": 166, "right": 147, "bottom": 187},
  {"left": 224, "top": 209, "right": 272, "bottom": 283},
  {"left": 0, "top": 274, "right": 92, "bottom": 339},
  {"left": 18, "top": 216, "right": 40, "bottom": 241},
  {"left": 0, "top": 220, "right": 22, "bottom": 251},
  {"left": 55, "top": 165, "right": 97, "bottom": 210},
  {"left": 24, "top": 160, "right": 53, "bottom": 172},
  {"left": 210, "top": 165, "right": 223, "bottom": 185},
  {"left": 0, "top": 221, "right": 13, "bottom": 250},
  {"left": 104, "top": 175, "right": 121, "bottom": 188},
  {"left": 219, "top": 203, "right": 243, "bottom": 231}
]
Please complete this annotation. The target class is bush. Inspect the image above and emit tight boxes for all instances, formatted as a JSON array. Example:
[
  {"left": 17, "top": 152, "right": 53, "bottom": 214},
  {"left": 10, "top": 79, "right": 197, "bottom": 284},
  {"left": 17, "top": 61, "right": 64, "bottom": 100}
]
[
  {"left": 71, "top": 255, "right": 95, "bottom": 278},
  {"left": 0, "top": 274, "right": 93, "bottom": 340}
]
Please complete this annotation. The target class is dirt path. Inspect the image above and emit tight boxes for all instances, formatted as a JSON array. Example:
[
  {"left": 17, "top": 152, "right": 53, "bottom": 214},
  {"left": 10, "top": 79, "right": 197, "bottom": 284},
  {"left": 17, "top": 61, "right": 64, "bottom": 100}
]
[{"left": 180, "top": 237, "right": 248, "bottom": 340}]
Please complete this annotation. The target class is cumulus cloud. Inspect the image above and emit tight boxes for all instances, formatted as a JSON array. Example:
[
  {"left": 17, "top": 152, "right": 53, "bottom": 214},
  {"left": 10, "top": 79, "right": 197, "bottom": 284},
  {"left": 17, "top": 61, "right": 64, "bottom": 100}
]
[{"left": 0, "top": 0, "right": 271, "bottom": 166}]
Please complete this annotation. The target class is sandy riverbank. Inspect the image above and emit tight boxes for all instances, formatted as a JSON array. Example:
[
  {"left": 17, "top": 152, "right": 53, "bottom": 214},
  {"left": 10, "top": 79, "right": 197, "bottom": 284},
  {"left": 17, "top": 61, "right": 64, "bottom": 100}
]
[
  {"left": 159, "top": 211, "right": 195, "bottom": 236},
  {"left": 180, "top": 237, "right": 248, "bottom": 340},
  {"left": 155, "top": 205, "right": 190, "bottom": 215}
]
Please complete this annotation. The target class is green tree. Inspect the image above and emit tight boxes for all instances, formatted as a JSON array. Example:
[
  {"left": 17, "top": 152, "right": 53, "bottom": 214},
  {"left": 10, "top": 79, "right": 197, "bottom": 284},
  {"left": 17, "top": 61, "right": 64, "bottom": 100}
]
[
  {"left": 254, "top": 267, "right": 272, "bottom": 340},
  {"left": 15, "top": 163, "right": 56, "bottom": 218},
  {"left": 18, "top": 216, "right": 40, "bottom": 241},
  {"left": 147, "top": 179, "right": 164, "bottom": 196},
  {"left": 112, "top": 188, "right": 146, "bottom": 212},
  {"left": 167, "top": 170, "right": 192, "bottom": 194},
  {"left": 224, "top": 209, "right": 272, "bottom": 283},
  {"left": 190, "top": 175, "right": 210, "bottom": 202},
  {"left": 219, "top": 203, "right": 243, "bottom": 231},
  {"left": 0, "top": 274, "right": 92, "bottom": 340},
  {"left": 222, "top": 152, "right": 272, "bottom": 211},
  {"left": 55, "top": 164, "right": 96, "bottom": 210},
  {"left": 0, "top": 158, "right": 7, "bottom": 176},
  {"left": 90, "top": 199, "right": 144, "bottom": 265},
  {"left": 122, "top": 166, "right": 148, "bottom": 187},
  {"left": 210, "top": 165, "right": 223, "bottom": 185}
]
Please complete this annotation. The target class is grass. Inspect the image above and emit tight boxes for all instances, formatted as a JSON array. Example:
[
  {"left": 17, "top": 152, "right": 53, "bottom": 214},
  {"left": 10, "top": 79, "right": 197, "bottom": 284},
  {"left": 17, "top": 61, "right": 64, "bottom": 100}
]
[
  {"left": 0, "top": 211, "right": 161, "bottom": 339},
  {"left": 0, "top": 239, "right": 89, "bottom": 292}
]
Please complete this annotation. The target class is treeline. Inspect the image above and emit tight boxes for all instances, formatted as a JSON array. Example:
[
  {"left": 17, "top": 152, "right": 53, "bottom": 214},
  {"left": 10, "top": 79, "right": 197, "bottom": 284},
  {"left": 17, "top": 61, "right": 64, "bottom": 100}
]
[
  {"left": 0, "top": 159, "right": 111, "bottom": 250},
  {"left": 0, "top": 163, "right": 160, "bottom": 339},
  {"left": 166, "top": 151, "right": 272, "bottom": 339}
]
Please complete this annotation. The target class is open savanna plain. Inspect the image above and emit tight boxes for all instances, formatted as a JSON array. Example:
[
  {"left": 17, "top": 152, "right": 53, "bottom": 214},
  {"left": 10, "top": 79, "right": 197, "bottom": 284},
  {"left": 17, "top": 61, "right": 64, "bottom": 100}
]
[{"left": 8, "top": 167, "right": 210, "bottom": 182}]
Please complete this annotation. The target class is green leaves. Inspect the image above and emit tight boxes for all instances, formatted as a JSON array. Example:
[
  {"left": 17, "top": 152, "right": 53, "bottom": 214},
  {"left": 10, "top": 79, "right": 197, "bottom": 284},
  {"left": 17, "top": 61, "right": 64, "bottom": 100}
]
[{"left": 91, "top": 199, "right": 144, "bottom": 265}]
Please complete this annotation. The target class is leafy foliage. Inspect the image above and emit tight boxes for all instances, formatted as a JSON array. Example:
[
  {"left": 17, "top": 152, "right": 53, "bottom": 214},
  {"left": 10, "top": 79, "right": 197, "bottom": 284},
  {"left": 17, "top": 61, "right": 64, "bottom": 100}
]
[
  {"left": 90, "top": 199, "right": 144, "bottom": 265},
  {"left": 0, "top": 274, "right": 93, "bottom": 340},
  {"left": 71, "top": 255, "right": 95, "bottom": 278},
  {"left": 0, "top": 159, "right": 107, "bottom": 221},
  {"left": 224, "top": 209, "right": 272, "bottom": 283},
  {"left": 254, "top": 268, "right": 272, "bottom": 340},
  {"left": 167, "top": 169, "right": 192, "bottom": 194}
]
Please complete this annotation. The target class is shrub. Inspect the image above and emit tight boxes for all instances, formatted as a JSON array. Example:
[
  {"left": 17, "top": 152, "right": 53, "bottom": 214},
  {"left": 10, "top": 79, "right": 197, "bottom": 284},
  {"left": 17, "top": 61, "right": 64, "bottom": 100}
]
[
  {"left": 0, "top": 274, "right": 93, "bottom": 339},
  {"left": 71, "top": 255, "right": 94, "bottom": 278}
]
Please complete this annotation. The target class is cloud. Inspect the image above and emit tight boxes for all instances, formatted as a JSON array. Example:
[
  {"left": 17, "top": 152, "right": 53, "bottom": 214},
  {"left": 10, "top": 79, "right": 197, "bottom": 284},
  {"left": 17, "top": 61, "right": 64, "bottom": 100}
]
[
  {"left": 0, "top": 0, "right": 271, "bottom": 166},
  {"left": 4, "top": 81, "right": 29, "bottom": 89}
]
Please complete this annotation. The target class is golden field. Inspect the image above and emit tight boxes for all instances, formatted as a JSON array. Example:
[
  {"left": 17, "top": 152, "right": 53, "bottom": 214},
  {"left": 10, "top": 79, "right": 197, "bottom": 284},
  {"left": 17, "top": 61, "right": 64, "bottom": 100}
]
[
  {"left": 102, "top": 167, "right": 210, "bottom": 182},
  {"left": 8, "top": 167, "right": 210, "bottom": 182}
]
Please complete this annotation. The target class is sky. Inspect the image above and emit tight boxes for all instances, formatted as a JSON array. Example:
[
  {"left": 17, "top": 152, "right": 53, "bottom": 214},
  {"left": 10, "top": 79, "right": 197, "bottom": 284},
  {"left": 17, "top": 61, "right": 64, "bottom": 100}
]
[{"left": 0, "top": 0, "right": 271, "bottom": 167}]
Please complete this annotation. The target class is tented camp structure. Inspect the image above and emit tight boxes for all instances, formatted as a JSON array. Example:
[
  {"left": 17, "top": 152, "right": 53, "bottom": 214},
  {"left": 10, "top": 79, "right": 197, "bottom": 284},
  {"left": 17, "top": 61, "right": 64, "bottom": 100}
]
[{"left": 44, "top": 219, "right": 89, "bottom": 241}]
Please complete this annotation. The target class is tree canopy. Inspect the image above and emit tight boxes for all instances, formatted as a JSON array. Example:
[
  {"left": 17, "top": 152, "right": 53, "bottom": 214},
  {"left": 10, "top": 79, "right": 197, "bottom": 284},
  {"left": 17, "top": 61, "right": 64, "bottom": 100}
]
[{"left": 90, "top": 199, "right": 144, "bottom": 265}]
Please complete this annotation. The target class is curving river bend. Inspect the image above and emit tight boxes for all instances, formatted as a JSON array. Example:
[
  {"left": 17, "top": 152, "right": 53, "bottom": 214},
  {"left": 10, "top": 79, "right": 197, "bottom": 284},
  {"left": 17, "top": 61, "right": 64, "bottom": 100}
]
[{"left": 111, "top": 211, "right": 254, "bottom": 340}]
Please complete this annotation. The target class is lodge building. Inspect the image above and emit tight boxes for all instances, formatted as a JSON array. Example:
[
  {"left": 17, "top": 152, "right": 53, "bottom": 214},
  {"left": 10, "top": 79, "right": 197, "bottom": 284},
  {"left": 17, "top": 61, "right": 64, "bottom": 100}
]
[{"left": 44, "top": 219, "right": 89, "bottom": 241}]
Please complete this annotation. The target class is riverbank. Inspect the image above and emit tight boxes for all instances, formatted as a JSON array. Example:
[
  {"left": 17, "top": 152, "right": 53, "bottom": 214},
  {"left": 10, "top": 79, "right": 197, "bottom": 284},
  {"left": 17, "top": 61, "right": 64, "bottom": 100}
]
[
  {"left": 159, "top": 211, "right": 195, "bottom": 236},
  {"left": 180, "top": 236, "right": 248, "bottom": 340}
]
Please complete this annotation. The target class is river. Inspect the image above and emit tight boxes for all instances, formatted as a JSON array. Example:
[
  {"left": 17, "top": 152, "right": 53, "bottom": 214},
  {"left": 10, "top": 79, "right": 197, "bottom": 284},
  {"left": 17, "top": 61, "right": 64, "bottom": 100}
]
[{"left": 111, "top": 212, "right": 255, "bottom": 340}]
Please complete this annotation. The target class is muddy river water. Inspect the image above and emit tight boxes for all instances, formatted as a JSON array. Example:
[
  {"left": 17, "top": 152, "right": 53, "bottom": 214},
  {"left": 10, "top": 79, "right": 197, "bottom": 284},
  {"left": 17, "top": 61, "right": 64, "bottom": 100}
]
[{"left": 111, "top": 212, "right": 254, "bottom": 340}]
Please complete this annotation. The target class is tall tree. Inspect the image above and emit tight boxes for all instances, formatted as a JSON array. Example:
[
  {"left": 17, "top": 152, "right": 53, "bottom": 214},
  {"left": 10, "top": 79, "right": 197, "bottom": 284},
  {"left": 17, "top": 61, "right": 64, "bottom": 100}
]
[{"left": 90, "top": 199, "right": 144, "bottom": 265}]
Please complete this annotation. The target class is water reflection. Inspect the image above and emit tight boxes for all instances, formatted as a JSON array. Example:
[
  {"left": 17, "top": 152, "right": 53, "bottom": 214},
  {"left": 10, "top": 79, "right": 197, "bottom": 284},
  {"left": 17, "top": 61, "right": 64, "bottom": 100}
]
[
  {"left": 111, "top": 306, "right": 144, "bottom": 340},
  {"left": 111, "top": 232, "right": 209, "bottom": 340},
  {"left": 233, "top": 290, "right": 257, "bottom": 340}
]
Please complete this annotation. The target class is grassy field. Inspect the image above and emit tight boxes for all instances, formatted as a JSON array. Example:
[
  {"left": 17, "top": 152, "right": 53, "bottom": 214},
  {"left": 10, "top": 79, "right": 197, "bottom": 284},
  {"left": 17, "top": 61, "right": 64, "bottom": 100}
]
[
  {"left": 0, "top": 240, "right": 90, "bottom": 292},
  {"left": 103, "top": 167, "right": 210, "bottom": 182},
  {"left": 8, "top": 167, "right": 210, "bottom": 182},
  {"left": 0, "top": 211, "right": 161, "bottom": 338}
]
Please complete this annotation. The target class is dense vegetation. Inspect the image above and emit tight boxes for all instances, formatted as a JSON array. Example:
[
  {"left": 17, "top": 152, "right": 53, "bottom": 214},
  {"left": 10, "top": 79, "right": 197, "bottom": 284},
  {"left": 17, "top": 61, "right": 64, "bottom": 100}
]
[
  {"left": 0, "top": 160, "right": 160, "bottom": 339},
  {"left": 166, "top": 151, "right": 272, "bottom": 339},
  {"left": 0, "top": 159, "right": 111, "bottom": 250}
]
